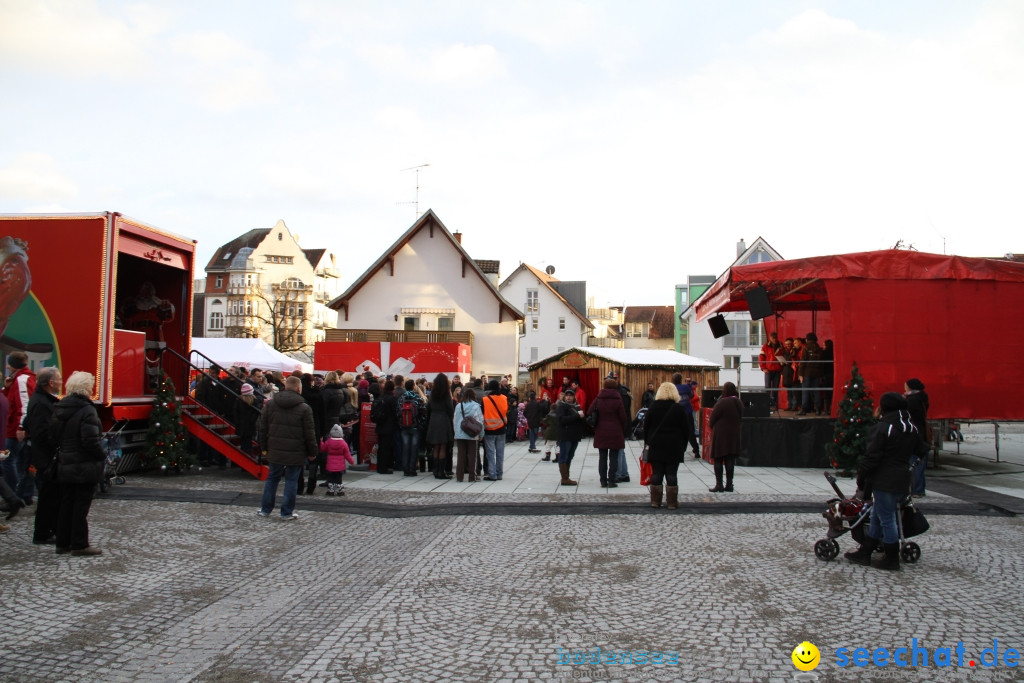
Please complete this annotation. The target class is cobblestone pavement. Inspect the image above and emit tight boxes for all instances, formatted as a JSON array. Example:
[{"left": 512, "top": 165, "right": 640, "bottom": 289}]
[
  {"left": 3, "top": 435, "right": 1023, "bottom": 682},
  {"left": 3, "top": 490, "right": 1022, "bottom": 682}
]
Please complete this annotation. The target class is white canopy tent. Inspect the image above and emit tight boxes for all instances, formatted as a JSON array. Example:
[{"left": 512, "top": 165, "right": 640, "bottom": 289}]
[{"left": 191, "top": 337, "right": 313, "bottom": 374}]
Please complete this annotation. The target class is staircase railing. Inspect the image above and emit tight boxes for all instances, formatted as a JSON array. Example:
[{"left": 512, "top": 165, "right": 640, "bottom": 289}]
[{"left": 158, "top": 346, "right": 265, "bottom": 472}]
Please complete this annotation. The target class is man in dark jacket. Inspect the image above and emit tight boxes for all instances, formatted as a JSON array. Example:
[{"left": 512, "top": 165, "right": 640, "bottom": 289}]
[
  {"left": 372, "top": 380, "right": 399, "bottom": 474},
  {"left": 844, "top": 392, "right": 928, "bottom": 571},
  {"left": 257, "top": 376, "right": 317, "bottom": 520},
  {"left": 25, "top": 367, "right": 62, "bottom": 544},
  {"left": 523, "top": 391, "right": 548, "bottom": 455}
]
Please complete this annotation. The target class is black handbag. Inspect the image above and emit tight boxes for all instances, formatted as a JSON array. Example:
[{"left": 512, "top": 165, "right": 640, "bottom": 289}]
[{"left": 902, "top": 506, "right": 930, "bottom": 538}]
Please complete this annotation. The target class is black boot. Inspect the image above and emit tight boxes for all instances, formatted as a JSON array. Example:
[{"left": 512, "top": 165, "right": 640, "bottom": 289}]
[
  {"left": 843, "top": 538, "right": 876, "bottom": 566},
  {"left": 724, "top": 459, "right": 735, "bottom": 492},
  {"left": 873, "top": 543, "right": 901, "bottom": 571},
  {"left": 435, "top": 456, "right": 452, "bottom": 479},
  {"left": 709, "top": 460, "right": 725, "bottom": 492}
]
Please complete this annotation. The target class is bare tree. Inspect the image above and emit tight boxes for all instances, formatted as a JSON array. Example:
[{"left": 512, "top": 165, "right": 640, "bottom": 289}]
[{"left": 247, "top": 279, "right": 315, "bottom": 355}]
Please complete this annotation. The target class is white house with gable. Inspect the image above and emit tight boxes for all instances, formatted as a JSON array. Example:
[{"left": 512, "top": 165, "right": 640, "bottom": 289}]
[
  {"left": 499, "top": 263, "right": 593, "bottom": 374},
  {"left": 327, "top": 210, "right": 523, "bottom": 377},
  {"left": 682, "top": 237, "right": 784, "bottom": 389}
]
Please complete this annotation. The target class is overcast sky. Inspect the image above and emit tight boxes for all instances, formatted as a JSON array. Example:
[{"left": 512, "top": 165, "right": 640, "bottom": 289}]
[{"left": 2, "top": 0, "right": 1022, "bottom": 307}]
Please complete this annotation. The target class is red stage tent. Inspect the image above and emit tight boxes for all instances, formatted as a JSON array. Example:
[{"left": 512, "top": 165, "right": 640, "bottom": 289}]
[{"left": 694, "top": 250, "right": 1024, "bottom": 421}]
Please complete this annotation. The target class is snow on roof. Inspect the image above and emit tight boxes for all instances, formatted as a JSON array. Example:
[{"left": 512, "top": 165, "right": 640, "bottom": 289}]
[{"left": 530, "top": 346, "right": 719, "bottom": 369}]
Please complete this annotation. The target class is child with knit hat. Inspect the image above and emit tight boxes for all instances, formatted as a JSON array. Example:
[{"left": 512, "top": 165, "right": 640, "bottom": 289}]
[{"left": 320, "top": 424, "right": 355, "bottom": 495}]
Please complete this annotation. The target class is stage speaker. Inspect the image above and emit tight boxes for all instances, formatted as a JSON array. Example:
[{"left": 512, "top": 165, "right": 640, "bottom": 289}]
[
  {"left": 702, "top": 389, "right": 722, "bottom": 407},
  {"left": 745, "top": 286, "right": 773, "bottom": 320},
  {"left": 708, "top": 314, "right": 729, "bottom": 339},
  {"left": 741, "top": 392, "right": 771, "bottom": 418}
]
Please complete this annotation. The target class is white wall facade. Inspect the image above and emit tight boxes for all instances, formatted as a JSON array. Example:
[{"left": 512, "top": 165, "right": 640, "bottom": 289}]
[
  {"left": 336, "top": 227, "right": 519, "bottom": 377},
  {"left": 685, "top": 310, "right": 766, "bottom": 390},
  {"left": 499, "top": 268, "right": 589, "bottom": 372}
]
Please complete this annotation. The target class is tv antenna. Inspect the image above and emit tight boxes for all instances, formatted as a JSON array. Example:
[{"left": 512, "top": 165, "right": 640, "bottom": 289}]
[{"left": 397, "top": 164, "right": 430, "bottom": 217}]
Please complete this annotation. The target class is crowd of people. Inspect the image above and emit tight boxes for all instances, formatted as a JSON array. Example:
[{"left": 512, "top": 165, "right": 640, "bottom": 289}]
[{"left": 759, "top": 331, "right": 835, "bottom": 414}]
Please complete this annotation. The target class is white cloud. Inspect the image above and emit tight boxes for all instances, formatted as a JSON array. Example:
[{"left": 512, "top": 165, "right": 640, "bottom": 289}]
[
  {"left": 0, "top": 0, "right": 157, "bottom": 77},
  {"left": 0, "top": 153, "right": 78, "bottom": 201},
  {"left": 168, "top": 31, "right": 276, "bottom": 111},
  {"left": 424, "top": 43, "right": 505, "bottom": 85}
]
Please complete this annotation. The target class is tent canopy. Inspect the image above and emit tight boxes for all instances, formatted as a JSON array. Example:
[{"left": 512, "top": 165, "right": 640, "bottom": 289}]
[
  {"left": 696, "top": 250, "right": 1024, "bottom": 322},
  {"left": 691, "top": 250, "right": 1024, "bottom": 421},
  {"left": 192, "top": 337, "right": 313, "bottom": 374}
]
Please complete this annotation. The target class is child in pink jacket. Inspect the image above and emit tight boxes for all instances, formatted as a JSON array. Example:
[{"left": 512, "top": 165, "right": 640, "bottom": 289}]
[{"left": 320, "top": 424, "right": 355, "bottom": 496}]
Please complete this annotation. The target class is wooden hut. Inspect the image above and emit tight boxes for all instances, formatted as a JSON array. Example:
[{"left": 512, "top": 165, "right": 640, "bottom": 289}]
[{"left": 527, "top": 347, "right": 720, "bottom": 412}]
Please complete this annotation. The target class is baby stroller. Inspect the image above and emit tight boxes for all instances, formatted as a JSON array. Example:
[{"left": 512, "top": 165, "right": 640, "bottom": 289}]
[
  {"left": 98, "top": 421, "right": 128, "bottom": 493},
  {"left": 813, "top": 472, "right": 924, "bottom": 564},
  {"left": 630, "top": 407, "right": 648, "bottom": 441}
]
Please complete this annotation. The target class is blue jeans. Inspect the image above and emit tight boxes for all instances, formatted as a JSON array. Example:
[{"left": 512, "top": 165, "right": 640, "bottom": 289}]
[
  {"left": 616, "top": 449, "right": 628, "bottom": 479},
  {"left": 6, "top": 437, "right": 34, "bottom": 501},
  {"left": 483, "top": 434, "right": 505, "bottom": 479},
  {"left": 2, "top": 437, "right": 21, "bottom": 491},
  {"left": 802, "top": 376, "right": 822, "bottom": 412},
  {"left": 400, "top": 428, "right": 420, "bottom": 474},
  {"left": 260, "top": 462, "right": 302, "bottom": 517},
  {"left": 528, "top": 427, "right": 539, "bottom": 451},
  {"left": 912, "top": 454, "right": 926, "bottom": 495},
  {"left": 557, "top": 440, "right": 579, "bottom": 465},
  {"left": 867, "top": 490, "right": 901, "bottom": 545}
]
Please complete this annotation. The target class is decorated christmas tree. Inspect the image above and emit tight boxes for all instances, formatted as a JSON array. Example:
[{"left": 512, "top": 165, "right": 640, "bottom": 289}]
[
  {"left": 826, "top": 362, "right": 876, "bottom": 476},
  {"left": 144, "top": 373, "right": 195, "bottom": 472}
]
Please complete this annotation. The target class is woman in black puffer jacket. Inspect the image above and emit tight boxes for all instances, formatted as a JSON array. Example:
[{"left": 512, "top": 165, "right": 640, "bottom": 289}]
[{"left": 49, "top": 371, "right": 106, "bottom": 557}]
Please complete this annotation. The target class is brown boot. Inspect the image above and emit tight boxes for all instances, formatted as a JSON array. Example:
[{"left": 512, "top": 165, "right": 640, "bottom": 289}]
[
  {"left": 650, "top": 485, "right": 663, "bottom": 508},
  {"left": 666, "top": 486, "right": 679, "bottom": 510},
  {"left": 559, "top": 463, "right": 577, "bottom": 486}
]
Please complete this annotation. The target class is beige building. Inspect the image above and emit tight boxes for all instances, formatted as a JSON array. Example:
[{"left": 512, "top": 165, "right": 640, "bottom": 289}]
[{"left": 199, "top": 220, "right": 340, "bottom": 360}]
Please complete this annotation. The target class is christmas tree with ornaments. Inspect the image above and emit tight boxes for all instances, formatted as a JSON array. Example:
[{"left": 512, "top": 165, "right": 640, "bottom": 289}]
[
  {"left": 826, "top": 362, "right": 876, "bottom": 476},
  {"left": 144, "top": 373, "right": 195, "bottom": 472}
]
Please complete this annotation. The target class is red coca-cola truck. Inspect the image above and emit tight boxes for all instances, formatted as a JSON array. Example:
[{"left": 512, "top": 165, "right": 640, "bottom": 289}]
[{"left": 0, "top": 212, "right": 199, "bottom": 472}]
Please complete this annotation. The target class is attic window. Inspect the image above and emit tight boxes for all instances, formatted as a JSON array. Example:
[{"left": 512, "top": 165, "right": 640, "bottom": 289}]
[
  {"left": 278, "top": 232, "right": 283, "bottom": 241},
  {"left": 222, "top": 252, "right": 232, "bottom": 260}
]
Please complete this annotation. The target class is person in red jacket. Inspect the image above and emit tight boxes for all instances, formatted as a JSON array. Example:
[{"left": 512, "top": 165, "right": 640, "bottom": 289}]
[
  {"left": 3, "top": 351, "right": 37, "bottom": 504},
  {"left": 758, "top": 331, "right": 783, "bottom": 409}
]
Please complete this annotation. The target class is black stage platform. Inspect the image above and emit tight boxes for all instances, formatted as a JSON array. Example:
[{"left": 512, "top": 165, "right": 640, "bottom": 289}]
[{"left": 738, "top": 416, "right": 833, "bottom": 468}]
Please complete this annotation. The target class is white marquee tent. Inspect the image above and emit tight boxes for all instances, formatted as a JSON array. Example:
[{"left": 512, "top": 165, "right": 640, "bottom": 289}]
[{"left": 191, "top": 337, "right": 313, "bottom": 374}]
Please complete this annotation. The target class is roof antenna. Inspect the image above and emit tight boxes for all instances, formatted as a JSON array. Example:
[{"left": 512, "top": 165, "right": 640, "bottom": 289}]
[{"left": 397, "top": 164, "right": 430, "bottom": 217}]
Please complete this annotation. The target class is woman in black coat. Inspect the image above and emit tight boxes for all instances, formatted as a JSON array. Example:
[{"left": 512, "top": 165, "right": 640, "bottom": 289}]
[
  {"left": 708, "top": 381, "right": 743, "bottom": 493},
  {"left": 49, "top": 371, "right": 106, "bottom": 556},
  {"left": 643, "top": 382, "right": 692, "bottom": 509},
  {"left": 425, "top": 374, "right": 455, "bottom": 479}
]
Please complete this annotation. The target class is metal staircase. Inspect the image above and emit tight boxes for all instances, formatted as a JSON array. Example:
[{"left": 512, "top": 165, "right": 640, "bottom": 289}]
[{"left": 160, "top": 347, "right": 269, "bottom": 480}]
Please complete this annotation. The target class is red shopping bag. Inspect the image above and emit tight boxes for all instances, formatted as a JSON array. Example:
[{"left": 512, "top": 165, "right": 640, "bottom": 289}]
[{"left": 639, "top": 458, "right": 653, "bottom": 486}]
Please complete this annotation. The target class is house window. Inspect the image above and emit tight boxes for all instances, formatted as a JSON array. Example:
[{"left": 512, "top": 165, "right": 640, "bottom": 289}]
[
  {"left": 215, "top": 276, "right": 223, "bottom": 288},
  {"left": 531, "top": 317, "right": 539, "bottom": 331},
  {"left": 748, "top": 321, "right": 764, "bottom": 346},
  {"left": 724, "top": 355, "right": 741, "bottom": 369},
  {"left": 209, "top": 312, "right": 223, "bottom": 330},
  {"left": 526, "top": 289, "right": 539, "bottom": 314},
  {"left": 530, "top": 347, "right": 538, "bottom": 362},
  {"left": 438, "top": 316, "right": 454, "bottom": 331},
  {"left": 297, "top": 329, "right": 305, "bottom": 344},
  {"left": 559, "top": 317, "right": 566, "bottom": 330},
  {"left": 626, "top": 322, "right": 650, "bottom": 338},
  {"left": 404, "top": 316, "right": 419, "bottom": 331},
  {"left": 245, "top": 300, "right": 253, "bottom": 316},
  {"left": 297, "top": 304, "right": 305, "bottom": 318}
]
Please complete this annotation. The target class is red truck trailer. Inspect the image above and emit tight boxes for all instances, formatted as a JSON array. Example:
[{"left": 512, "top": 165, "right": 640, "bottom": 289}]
[{"left": 0, "top": 212, "right": 267, "bottom": 478}]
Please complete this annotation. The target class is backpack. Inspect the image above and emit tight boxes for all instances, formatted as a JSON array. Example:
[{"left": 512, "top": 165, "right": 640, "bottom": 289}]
[{"left": 399, "top": 396, "right": 420, "bottom": 428}]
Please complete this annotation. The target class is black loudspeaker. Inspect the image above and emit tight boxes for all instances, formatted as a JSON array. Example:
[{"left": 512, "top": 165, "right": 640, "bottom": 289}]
[
  {"left": 702, "top": 389, "right": 722, "bottom": 407},
  {"left": 741, "top": 392, "right": 771, "bottom": 418},
  {"left": 745, "top": 286, "right": 773, "bottom": 320},
  {"left": 708, "top": 314, "right": 730, "bottom": 338}
]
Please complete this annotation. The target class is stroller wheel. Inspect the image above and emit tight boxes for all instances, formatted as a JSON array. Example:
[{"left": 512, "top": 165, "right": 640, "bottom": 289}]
[
  {"left": 814, "top": 539, "right": 839, "bottom": 561},
  {"left": 901, "top": 542, "right": 921, "bottom": 564},
  {"left": 114, "top": 476, "right": 127, "bottom": 485}
]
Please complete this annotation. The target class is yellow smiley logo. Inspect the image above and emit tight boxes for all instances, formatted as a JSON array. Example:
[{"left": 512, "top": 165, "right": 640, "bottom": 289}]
[{"left": 791, "top": 641, "right": 821, "bottom": 671}]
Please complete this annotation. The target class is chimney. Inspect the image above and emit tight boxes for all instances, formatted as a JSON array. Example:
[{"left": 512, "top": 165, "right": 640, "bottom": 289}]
[
  {"left": 737, "top": 239, "right": 746, "bottom": 258},
  {"left": 453, "top": 231, "right": 462, "bottom": 244}
]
